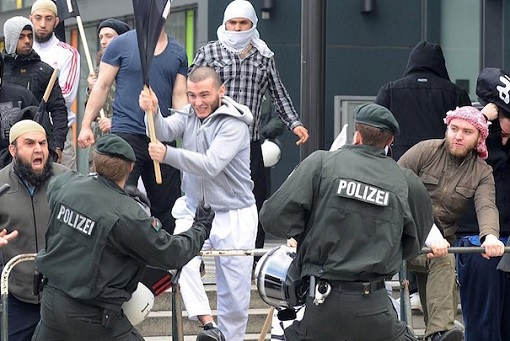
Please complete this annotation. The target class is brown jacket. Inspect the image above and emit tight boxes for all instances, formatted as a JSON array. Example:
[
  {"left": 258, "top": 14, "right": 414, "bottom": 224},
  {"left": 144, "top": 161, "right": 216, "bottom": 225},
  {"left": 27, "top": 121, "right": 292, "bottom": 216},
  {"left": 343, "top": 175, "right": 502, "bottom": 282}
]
[{"left": 398, "top": 139, "right": 499, "bottom": 242}]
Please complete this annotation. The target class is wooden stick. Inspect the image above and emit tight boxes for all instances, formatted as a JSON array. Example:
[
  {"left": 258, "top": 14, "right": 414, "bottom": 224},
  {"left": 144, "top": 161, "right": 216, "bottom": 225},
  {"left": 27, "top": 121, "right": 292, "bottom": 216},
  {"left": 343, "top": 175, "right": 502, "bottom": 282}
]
[
  {"left": 75, "top": 15, "right": 105, "bottom": 119},
  {"left": 144, "top": 86, "right": 162, "bottom": 184},
  {"left": 43, "top": 68, "right": 59, "bottom": 103},
  {"left": 258, "top": 306, "right": 274, "bottom": 341}
]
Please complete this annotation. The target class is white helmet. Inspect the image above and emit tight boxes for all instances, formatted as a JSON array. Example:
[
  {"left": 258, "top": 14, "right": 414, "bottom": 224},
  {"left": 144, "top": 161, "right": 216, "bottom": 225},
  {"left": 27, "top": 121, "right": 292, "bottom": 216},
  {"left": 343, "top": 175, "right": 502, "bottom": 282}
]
[
  {"left": 261, "top": 139, "right": 282, "bottom": 167},
  {"left": 122, "top": 282, "right": 155, "bottom": 325}
]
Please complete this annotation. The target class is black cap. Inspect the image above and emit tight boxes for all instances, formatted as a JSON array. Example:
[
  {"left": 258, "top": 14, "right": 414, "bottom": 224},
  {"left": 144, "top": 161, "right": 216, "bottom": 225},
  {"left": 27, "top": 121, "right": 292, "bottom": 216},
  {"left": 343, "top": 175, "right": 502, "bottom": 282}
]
[
  {"left": 97, "top": 19, "right": 130, "bottom": 36},
  {"left": 354, "top": 103, "right": 400, "bottom": 135},
  {"left": 476, "top": 68, "right": 510, "bottom": 116},
  {"left": 95, "top": 134, "right": 136, "bottom": 162}
]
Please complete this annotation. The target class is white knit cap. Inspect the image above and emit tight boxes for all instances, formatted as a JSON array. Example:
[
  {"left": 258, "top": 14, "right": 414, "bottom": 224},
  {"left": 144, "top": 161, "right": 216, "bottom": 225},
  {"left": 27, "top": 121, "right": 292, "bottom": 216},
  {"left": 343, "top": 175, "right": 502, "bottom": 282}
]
[
  {"left": 3, "top": 16, "right": 34, "bottom": 55},
  {"left": 223, "top": 0, "right": 258, "bottom": 26},
  {"left": 9, "top": 120, "right": 46, "bottom": 144},
  {"left": 31, "top": 0, "right": 58, "bottom": 16}
]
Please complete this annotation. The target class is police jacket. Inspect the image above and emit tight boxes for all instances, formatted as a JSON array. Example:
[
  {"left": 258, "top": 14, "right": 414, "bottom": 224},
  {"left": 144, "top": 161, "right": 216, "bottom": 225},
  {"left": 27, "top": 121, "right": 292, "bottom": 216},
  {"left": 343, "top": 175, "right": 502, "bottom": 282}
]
[
  {"left": 375, "top": 41, "right": 471, "bottom": 160},
  {"left": 398, "top": 139, "right": 499, "bottom": 242},
  {"left": 36, "top": 172, "right": 208, "bottom": 311},
  {"left": 3, "top": 51, "right": 68, "bottom": 150},
  {"left": 260, "top": 145, "right": 433, "bottom": 282},
  {"left": 0, "top": 162, "right": 68, "bottom": 304}
]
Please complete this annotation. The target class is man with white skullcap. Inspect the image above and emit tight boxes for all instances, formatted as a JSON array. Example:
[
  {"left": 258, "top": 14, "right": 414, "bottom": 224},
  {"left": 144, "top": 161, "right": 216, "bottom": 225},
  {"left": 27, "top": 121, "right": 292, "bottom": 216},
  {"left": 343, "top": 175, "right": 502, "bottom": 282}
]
[
  {"left": 30, "top": 0, "right": 80, "bottom": 170},
  {"left": 399, "top": 106, "right": 505, "bottom": 341},
  {"left": 190, "top": 0, "right": 310, "bottom": 288},
  {"left": 0, "top": 120, "right": 68, "bottom": 340}
]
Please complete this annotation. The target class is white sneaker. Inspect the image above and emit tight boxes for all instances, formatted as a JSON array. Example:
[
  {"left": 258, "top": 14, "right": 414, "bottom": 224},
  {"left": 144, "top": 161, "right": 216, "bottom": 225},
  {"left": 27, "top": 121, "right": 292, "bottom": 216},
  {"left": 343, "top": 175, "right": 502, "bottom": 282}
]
[{"left": 410, "top": 292, "right": 422, "bottom": 311}]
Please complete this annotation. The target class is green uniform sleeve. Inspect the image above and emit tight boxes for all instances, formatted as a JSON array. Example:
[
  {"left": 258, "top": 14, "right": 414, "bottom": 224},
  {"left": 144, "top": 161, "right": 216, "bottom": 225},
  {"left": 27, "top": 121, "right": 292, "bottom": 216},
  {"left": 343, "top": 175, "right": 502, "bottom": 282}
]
[
  {"left": 112, "top": 202, "right": 208, "bottom": 270},
  {"left": 401, "top": 167, "right": 434, "bottom": 259},
  {"left": 260, "top": 151, "right": 324, "bottom": 240}
]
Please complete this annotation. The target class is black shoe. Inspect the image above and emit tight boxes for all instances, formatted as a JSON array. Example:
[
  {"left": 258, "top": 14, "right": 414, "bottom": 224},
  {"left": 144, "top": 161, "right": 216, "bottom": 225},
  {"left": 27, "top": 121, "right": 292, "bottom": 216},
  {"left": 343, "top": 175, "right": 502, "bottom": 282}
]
[
  {"left": 430, "top": 328, "right": 463, "bottom": 341},
  {"left": 196, "top": 323, "right": 226, "bottom": 341}
]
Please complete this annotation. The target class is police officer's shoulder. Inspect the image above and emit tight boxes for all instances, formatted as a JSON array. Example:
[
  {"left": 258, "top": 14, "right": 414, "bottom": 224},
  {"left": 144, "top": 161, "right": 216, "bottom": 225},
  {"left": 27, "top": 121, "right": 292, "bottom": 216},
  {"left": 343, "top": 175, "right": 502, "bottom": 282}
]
[
  {"left": 52, "top": 163, "right": 72, "bottom": 176},
  {"left": 48, "top": 169, "right": 82, "bottom": 193}
]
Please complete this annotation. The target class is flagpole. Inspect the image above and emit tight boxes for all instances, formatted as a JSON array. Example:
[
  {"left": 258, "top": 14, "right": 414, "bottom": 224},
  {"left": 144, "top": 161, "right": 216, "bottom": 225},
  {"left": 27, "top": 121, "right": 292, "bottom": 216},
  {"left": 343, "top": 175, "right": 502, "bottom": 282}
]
[
  {"left": 144, "top": 86, "right": 163, "bottom": 184},
  {"left": 75, "top": 15, "right": 106, "bottom": 119}
]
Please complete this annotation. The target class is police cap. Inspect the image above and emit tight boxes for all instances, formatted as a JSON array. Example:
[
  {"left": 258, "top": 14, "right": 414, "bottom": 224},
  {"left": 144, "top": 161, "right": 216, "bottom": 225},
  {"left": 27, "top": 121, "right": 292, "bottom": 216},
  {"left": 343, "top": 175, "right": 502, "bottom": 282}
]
[
  {"left": 95, "top": 134, "right": 136, "bottom": 162},
  {"left": 354, "top": 103, "right": 400, "bottom": 135}
]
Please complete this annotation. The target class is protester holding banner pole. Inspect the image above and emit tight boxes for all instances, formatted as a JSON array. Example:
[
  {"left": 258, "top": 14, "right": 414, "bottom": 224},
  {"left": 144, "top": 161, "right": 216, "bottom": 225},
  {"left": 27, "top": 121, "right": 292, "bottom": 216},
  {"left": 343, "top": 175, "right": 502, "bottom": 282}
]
[
  {"left": 140, "top": 66, "right": 256, "bottom": 341},
  {"left": 78, "top": 0, "right": 186, "bottom": 235}
]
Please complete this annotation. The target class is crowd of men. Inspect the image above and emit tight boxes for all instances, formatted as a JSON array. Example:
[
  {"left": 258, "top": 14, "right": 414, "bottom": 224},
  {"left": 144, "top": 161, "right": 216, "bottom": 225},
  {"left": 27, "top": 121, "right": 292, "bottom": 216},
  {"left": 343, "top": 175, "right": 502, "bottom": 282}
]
[{"left": 0, "top": 0, "right": 510, "bottom": 341}]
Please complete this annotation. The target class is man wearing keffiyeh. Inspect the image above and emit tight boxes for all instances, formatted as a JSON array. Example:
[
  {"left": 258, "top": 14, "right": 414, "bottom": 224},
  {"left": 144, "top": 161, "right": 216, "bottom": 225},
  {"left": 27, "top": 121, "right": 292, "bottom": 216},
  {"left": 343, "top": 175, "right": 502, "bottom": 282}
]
[
  {"left": 190, "top": 0, "right": 309, "bottom": 282},
  {"left": 398, "top": 106, "right": 505, "bottom": 341}
]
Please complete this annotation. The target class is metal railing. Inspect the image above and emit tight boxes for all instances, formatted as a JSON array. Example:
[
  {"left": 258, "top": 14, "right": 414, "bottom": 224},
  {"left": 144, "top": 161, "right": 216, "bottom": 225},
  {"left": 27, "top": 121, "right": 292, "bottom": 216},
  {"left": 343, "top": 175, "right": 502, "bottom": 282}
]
[
  {"left": 2, "top": 246, "right": 510, "bottom": 341},
  {"left": 1, "top": 253, "right": 36, "bottom": 341}
]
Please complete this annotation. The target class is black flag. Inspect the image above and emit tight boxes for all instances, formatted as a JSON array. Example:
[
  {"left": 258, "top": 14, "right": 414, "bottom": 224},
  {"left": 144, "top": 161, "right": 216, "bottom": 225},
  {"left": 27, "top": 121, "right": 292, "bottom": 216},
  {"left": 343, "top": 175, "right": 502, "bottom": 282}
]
[
  {"left": 52, "top": 0, "right": 80, "bottom": 42},
  {"left": 132, "top": 0, "right": 171, "bottom": 86},
  {"left": 132, "top": 0, "right": 171, "bottom": 186}
]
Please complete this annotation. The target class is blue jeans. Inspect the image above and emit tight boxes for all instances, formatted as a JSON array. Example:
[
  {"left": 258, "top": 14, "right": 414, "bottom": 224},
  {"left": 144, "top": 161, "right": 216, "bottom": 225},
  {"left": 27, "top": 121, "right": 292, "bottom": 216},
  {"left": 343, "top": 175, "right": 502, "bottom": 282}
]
[
  {"left": 0, "top": 295, "right": 40, "bottom": 341},
  {"left": 456, "top": 237, "right": 510, "bottom": 341}
]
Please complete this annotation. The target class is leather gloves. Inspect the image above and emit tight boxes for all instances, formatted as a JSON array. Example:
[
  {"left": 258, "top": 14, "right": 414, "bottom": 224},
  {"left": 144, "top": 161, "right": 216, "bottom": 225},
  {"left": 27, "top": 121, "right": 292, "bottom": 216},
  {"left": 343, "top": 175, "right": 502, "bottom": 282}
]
[{"left": 193, "top": 201, "right": 215, "bottom": 239}]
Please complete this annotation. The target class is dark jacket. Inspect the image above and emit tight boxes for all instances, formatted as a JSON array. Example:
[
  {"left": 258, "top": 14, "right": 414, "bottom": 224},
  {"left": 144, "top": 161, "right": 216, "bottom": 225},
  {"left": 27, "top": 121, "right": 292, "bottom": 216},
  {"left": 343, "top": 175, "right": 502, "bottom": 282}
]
[
  {"left": 375, "top": 41, "right": 472, "bottom": 160},
  {"left": 3, "top": 50, "right": 68, "bottom": 149},
  {"left": 0, "top": 83, "right": 40, "bottom": 167},
  {"left": 36, "top": 172, "right": 208, "bottom": 311},
  {"left": 0, "top": 162, "right": 68, "bottom": 304},
  {"left": 260, "top": 146, "right": 433, "bottom": 282}
]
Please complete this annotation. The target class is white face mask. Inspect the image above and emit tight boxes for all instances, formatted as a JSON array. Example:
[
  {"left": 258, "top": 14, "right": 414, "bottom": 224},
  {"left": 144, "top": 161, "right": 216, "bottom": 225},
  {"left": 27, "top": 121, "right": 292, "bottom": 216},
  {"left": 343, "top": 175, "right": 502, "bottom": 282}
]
[{"left": 217, "top": 26, "right": 255, "bottom": 54}]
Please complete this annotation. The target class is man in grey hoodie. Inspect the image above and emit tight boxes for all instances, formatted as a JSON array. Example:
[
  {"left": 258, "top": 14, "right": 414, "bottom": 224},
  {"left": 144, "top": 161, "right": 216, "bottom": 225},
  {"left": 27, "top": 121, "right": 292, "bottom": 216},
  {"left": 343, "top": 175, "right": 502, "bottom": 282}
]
[{"left": 139, "top": 66, "right": 256, "bottom": 341}]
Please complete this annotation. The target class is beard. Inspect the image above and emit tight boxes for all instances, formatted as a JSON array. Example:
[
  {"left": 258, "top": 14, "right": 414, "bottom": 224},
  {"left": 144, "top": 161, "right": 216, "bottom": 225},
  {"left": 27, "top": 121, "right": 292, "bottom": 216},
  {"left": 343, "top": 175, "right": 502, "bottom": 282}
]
[
  {"left": 35, "top": 32, "right": 52, "bottom": 44},
  {"left": 13, "top": 157, "right": 53, "bottom": 189},
  {"left": 445, "top": 138, "right": 477, "bottom": 161},
  {"left": 211, "top": 96, "right": 222, "bottom": 113}
]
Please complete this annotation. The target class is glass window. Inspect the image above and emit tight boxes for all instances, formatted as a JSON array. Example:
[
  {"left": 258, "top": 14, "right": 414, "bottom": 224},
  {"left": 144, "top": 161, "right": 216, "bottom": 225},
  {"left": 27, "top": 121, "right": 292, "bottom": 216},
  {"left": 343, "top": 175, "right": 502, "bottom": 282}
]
[
  {"left": 24, "top": 0, "right": 37, "bottom": 7},
  {"left": 167, "top": 10, "right": 186, "bottom": 46},
  {"left": 1, "top": 0, "right": 16, "bottom": 11},
  {"left": 440, "top": 0, "right": 481, "bottom": 98}
]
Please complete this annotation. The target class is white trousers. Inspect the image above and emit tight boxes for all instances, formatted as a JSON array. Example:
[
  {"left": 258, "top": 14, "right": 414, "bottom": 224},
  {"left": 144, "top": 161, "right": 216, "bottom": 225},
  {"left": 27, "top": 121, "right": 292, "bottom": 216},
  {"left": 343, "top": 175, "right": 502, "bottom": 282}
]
[{"left": 172, "top": 197, "right": 257, "bottom": 341}]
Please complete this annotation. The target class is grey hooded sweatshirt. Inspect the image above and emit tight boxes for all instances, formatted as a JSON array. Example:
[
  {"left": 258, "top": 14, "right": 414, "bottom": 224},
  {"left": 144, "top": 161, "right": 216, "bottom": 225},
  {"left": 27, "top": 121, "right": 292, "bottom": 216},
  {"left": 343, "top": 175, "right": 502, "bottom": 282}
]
[{"left": 147, "top": 95, "right": 255, "bottom": 212}]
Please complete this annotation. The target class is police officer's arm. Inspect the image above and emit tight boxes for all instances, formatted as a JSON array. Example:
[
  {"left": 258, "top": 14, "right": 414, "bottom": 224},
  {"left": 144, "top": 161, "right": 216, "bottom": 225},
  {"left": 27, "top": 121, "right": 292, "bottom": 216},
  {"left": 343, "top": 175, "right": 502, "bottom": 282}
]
[
  {"left": 260, "top": 151, "right": 324, "bottom": 239},
  {"left": 113, "top": 204, "right": 209, "bottom": 270},
  {"left": 400, "top": 168, "right": 434, "bottom": 260}
]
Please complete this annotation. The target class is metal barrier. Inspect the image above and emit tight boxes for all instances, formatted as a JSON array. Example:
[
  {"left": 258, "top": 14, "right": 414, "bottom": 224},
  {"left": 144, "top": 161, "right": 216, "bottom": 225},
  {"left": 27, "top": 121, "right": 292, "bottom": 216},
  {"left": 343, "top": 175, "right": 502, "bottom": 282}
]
[
  {"left": 1, "top": 253, "right": 36, "bottom": 341},
  {"left": 201, "top": 246, "right": 510, "bottom": 339},
  {"left": 2, "top": 246, "right": 509, "bottom": 340}
]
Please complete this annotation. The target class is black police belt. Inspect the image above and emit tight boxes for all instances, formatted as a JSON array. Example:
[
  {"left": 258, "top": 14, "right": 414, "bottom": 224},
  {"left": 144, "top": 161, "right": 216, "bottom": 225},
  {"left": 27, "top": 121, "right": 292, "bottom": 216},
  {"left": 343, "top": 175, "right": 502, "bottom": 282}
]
[{"left": 326, "top": 279, "right": 385, "bottom": 295}]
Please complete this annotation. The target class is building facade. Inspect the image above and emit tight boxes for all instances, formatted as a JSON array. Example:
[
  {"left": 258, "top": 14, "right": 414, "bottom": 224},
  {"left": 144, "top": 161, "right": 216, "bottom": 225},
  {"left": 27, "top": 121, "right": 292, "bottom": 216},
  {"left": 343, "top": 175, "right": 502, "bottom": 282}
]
[{"left": 0, "top": 0, "right": 508, "bottom": 191}]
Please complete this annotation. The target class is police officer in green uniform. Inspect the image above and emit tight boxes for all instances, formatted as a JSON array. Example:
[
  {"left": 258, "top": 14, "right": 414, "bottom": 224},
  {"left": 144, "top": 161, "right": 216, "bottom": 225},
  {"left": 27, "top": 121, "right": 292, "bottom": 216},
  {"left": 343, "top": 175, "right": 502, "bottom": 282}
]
[
  {"left": 32, "top": 134, "right": 214, "bottom": 341},
  {"left": 260, "top": 103, "right": 434, "bottom": 341}
]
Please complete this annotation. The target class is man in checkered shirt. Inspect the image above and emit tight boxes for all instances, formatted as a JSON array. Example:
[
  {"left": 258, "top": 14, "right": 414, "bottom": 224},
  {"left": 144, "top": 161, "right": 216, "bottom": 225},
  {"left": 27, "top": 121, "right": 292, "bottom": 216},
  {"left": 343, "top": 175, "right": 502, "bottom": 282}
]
[{"left": 190, "top": 0, "right": 309, "bottom": 271}]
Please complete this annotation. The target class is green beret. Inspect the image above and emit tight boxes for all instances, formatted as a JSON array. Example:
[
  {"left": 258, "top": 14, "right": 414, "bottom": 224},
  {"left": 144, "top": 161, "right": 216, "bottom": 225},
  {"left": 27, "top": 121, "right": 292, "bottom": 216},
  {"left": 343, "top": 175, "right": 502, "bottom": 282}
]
[
  {"left": 354, "top": 103, "right": 400, "bottom": 135},
  {"left": 95, "top": 134, "right": 136, "bottom": 162}
]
